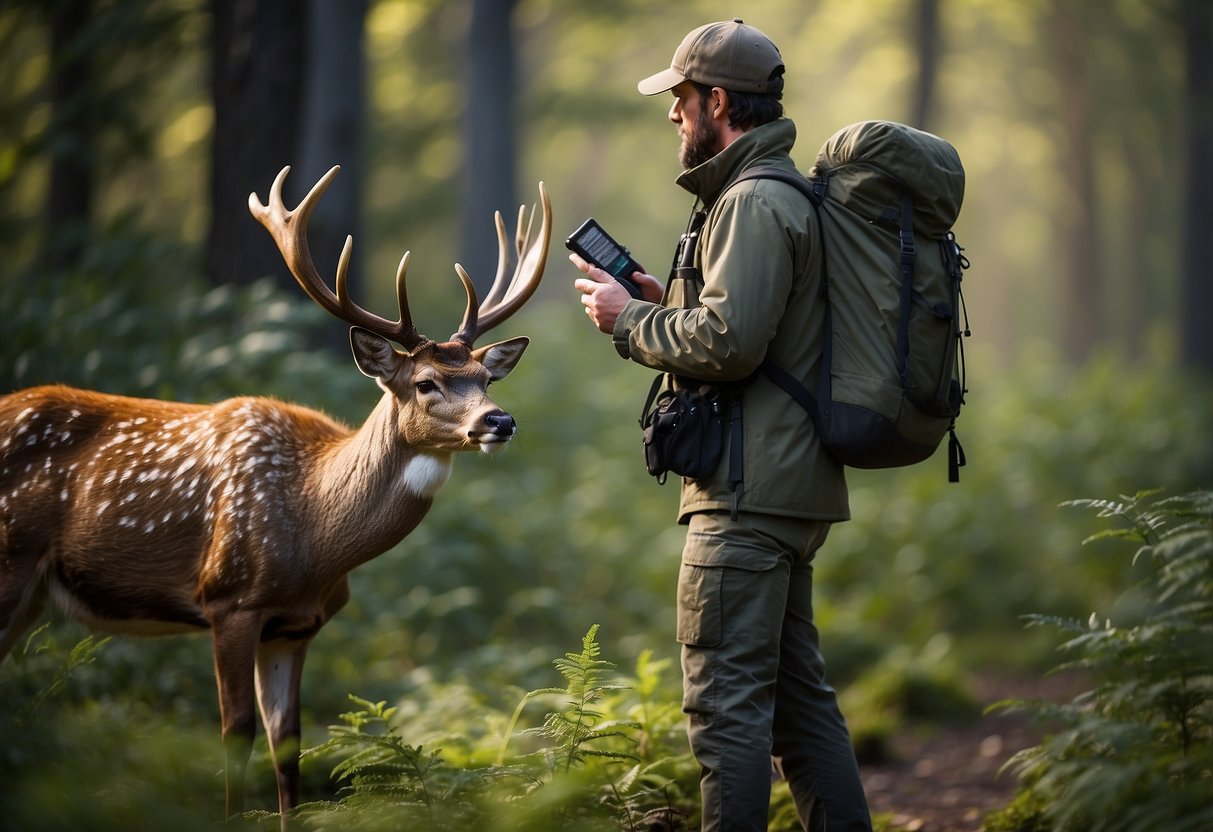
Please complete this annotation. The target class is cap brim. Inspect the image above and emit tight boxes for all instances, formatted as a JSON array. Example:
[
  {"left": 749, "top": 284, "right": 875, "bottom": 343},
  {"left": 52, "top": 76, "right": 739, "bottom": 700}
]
[{"left": 637, "top": 67, "right": 685, "bottom": 96}]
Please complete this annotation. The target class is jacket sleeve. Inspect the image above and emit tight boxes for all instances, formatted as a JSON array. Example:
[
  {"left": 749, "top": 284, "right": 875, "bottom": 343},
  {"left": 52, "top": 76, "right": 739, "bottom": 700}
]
[{"left": 612, "top": 188, "right": 796, "bottom": 381}]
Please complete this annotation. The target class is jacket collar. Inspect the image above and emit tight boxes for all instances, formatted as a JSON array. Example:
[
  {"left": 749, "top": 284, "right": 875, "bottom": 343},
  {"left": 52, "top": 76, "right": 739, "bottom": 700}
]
[{"left": 676, "top": 118, "right": 799, "bottom": 206}]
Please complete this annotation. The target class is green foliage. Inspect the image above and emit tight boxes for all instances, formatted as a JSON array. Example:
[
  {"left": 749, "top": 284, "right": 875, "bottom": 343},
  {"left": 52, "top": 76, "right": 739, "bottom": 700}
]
[
  {"left": 520, "top": 623, "right": 637, "bottom": 774},
  {"left": 16, "top": 623, "right": 112, "bottom": 720},
  {"left": 293, "top": 626, "right": 694, "bottom": 831},
  {"left": 985, "top": 490, "right": 1213, "bottom": 832},
  {"left": 0, "top": 628, "right": 242, "bottom": 832}
]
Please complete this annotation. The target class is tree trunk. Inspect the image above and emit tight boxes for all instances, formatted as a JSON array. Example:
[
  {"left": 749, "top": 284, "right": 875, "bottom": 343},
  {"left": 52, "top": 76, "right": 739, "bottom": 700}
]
[
  {"left": 461, "top": 0, "right": 519, "bottom": 297},
  {"left": 296, "top": 0, "right": 367, "bottom": 303},
  {"left": 1180, "top": 0, "right": 1213, "bottom": 377},
  {"left": 44, "top": 0, "right": 94, "bottom": 270},
  {"left": 910, "top": 0, "right": 940, "bottom": 130},
  {"left": 206, "top": 0, "right": 307, "bottom": 286},
  {"left": 1049, "top": 3, "right": 1100, "bottom": 362}
]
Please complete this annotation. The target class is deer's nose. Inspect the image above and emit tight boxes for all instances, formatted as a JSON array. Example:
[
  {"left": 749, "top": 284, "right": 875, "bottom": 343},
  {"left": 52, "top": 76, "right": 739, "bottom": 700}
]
[{"left": 484, "top": 412, "right": 516, "bottom": 437}]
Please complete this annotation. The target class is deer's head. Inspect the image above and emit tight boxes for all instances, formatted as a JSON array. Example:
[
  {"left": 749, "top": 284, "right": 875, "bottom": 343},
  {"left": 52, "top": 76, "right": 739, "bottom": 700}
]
[{"left": 249, "top": 166, "right": 551, "bottom": 454}]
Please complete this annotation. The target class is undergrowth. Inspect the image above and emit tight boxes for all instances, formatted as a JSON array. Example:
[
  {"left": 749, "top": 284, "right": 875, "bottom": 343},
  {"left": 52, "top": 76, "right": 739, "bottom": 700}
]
[
  {"left": 283, "top": 625, "right": 695, "bottom": 831},
  {"left": 985, "top": 489, "right": 1213, "bottom": 832}
]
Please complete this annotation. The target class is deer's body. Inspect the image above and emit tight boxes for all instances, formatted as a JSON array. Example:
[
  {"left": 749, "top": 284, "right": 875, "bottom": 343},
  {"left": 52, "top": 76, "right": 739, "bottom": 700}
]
[
  {"left": 0, "top": 166, "right": 551, "bottom": 828},
  {"left": 0, "top": 384, "right": 443, "bottom": 646}
]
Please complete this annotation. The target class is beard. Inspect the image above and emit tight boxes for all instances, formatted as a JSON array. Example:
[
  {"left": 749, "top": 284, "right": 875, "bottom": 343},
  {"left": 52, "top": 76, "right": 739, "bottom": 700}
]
[{"left": 679, "top": 106, "right": 718, "bottom": 170}]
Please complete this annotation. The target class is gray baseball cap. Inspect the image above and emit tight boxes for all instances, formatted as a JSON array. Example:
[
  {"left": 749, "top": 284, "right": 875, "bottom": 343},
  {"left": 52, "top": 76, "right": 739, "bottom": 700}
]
[{"left": 637, "top": 18, "right": 784, "bottom": 96}]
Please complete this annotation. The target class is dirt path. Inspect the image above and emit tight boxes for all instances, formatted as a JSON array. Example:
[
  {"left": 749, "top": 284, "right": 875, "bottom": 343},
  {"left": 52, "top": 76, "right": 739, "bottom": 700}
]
[
  {"left": 859, "top": 709, "right": 1031, "bottom": 831},
  {"left": 857, "top": 674, "right": 1072, "bottom": 831}
]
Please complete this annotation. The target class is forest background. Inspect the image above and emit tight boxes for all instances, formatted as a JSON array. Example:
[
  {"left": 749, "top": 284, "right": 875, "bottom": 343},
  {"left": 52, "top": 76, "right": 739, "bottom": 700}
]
[{"left": 1, "top": 0, "right": 1211, "bottom": 829}]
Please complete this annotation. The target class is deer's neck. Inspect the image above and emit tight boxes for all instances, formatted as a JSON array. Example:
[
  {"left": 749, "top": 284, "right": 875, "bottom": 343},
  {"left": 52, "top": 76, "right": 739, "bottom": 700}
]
[{"left": 307, "top": 394, "right": 452, "bottom": 566}]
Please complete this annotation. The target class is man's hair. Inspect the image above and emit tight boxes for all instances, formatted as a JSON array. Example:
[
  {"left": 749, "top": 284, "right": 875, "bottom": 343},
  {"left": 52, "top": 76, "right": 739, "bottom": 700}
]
[{"left": 693, "top": 71, "right": 784, "bottom": 131}]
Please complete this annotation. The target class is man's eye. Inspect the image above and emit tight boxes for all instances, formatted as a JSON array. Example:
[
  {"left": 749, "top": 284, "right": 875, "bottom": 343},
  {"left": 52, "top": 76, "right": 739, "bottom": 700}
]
[{"left": 415, "top": 379, "right": 439, "bottom": 394}]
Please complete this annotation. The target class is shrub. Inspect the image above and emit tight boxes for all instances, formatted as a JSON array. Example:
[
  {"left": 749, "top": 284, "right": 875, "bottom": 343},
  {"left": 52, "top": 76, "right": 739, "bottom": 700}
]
[
  {"left": 986, "top": 490, "right": 1213, "bottom": 832},
  {"left": 294, "top": 625, "right": 696, "bottom": 831}
]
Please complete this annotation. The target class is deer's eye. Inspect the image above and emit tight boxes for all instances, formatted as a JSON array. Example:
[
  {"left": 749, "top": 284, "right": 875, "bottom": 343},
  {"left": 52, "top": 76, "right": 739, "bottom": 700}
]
[{"left": 415, "top": 379, "right": 439, "bottom": 395}]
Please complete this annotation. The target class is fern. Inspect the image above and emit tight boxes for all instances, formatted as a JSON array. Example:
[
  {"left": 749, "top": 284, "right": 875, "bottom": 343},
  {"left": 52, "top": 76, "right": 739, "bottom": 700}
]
[
  {"left": 294, "top": 695, "right": 459, "bottom": 830},
  {"left": 987, "top": 489, "right": 1213, "bottom": 832},
  {"left": 297, "top": 626, "right": 680, "bottom": 830},
  {"left": 18, "top": 625, "right": 112, "bottom": 720},
  {"left": 521, "top": 624, "right": 638, "bottom": 774}
]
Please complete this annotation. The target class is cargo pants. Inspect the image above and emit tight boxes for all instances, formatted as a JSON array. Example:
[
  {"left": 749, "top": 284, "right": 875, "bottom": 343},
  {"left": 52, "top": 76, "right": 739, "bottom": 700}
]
[{"left": 678, "top": 510, "right": 872, "bottom": 832}]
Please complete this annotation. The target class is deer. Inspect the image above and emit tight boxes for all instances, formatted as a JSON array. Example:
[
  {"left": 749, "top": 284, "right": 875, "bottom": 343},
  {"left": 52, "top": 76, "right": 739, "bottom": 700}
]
[{"left": 0, "top": 164, "right": 551, "bottom": 826}]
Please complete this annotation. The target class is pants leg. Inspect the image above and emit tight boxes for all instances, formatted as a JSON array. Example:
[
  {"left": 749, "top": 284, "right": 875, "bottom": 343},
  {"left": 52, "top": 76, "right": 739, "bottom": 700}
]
[
  {"left": 772, "top": 551, "right": 872, "bottom": 831},
  {"left": 678, "top": 511, "right": 871, "bottom": 832}
]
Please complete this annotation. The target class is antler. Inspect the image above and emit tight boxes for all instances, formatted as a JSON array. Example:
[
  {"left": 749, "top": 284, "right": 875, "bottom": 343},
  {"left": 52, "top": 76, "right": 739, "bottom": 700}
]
[
  {"left": 451, "top": 182, "right": 552, "bottom": 346},
  {"left": 248, "top": 166, "right": 427, "bottom": 351}
]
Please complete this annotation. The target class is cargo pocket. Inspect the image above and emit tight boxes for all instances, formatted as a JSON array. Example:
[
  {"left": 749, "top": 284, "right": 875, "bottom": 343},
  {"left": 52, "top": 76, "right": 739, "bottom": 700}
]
[{"left": 676, "top": 561, "right": 722, "bottom": 647}]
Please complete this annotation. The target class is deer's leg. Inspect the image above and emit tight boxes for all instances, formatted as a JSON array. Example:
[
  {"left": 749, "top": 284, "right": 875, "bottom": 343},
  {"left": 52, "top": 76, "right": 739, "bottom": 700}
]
[
  {"left": 255, "top": 636, "right": 310, "bottom": 825},
  {"left": 211, "top": 610, "right": 261, "bottom": 818},
  {"left": 0, "top": 559, "right": 48, "bottom": 663}
]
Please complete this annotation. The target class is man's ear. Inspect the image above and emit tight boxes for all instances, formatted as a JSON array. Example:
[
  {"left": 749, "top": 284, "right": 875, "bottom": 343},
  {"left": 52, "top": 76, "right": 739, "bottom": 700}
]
[
  {"left": 350, "top": 326, "right": 403, "bottom": 380},
  {"left": 472, "top": 336, "right": 529, "bottom": 382},
  {"left": 710, "top": 86, "right": 730, "bottom": 121}
]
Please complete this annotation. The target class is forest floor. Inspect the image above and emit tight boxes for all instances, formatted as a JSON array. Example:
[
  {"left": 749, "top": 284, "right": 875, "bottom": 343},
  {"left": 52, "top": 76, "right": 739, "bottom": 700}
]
[{"left": 856, "top": 673, "right": 1078, "bottom": 832}]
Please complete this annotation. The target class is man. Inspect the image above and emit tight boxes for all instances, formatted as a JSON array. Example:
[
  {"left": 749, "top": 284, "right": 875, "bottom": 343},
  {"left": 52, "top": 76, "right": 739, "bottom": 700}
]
[{"left": 571, "top": 19, "right": 873, "bottom": 832}]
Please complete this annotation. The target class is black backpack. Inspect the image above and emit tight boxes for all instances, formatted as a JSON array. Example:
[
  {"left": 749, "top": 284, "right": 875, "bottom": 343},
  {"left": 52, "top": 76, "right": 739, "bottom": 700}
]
[{"left": 734, "top": 120, "right": 972, "bottom": 481}]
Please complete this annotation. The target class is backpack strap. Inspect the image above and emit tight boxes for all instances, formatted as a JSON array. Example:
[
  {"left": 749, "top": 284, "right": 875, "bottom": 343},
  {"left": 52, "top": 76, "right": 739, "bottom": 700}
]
[
  {"left": 895, "top": 191, "right": 916, "bottom": 388},
  {"left": 728, "top": 166, "right": 831, "bottom": 428},
  {"left": 731, "top": 165, "right": 822, "bottom": 207}
]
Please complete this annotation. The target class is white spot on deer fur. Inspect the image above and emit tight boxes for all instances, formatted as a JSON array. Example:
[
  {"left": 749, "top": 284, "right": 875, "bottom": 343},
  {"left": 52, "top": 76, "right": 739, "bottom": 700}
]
[
  {"left": 118, "top": 517, "right": 136, "bottom": 528},
  {"left": 60, "top": 489, "right": 68, "bottom": 501},
  {"left": 97, "top": 499, "right": 110, "bottom": 515},
  {"left": 400, "top": 453, "right": 453, "bottom": 497}
]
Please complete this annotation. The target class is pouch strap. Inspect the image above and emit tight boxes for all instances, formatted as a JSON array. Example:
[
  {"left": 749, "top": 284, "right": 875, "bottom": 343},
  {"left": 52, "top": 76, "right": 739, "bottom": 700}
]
[
  {"left": 728, "top": 393, "right": 745, "bottom": 520},
  {"left": 640, "top": 372, "right": 668, "bottom": 427}
]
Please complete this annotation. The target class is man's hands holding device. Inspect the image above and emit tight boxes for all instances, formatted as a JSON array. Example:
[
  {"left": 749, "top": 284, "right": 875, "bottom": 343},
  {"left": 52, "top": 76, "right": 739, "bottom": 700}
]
[
  {"left": 567, "top": 217, "right": 663, "bottom": 333},
  {"left": 571, "top": 254, "right": 663, "bottom": 333}
]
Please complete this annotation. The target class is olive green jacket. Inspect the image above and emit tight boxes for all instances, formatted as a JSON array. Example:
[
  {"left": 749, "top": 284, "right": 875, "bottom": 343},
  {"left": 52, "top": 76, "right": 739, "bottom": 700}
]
[{"left": 613, "top": 118, "right": 850, "bottom": 523}]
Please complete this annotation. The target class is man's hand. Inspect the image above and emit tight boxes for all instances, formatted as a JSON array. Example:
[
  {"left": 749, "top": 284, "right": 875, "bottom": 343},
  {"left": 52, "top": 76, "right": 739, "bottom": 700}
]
[{"left": 571, "top": 253, "right": 664, "bottom": 333}]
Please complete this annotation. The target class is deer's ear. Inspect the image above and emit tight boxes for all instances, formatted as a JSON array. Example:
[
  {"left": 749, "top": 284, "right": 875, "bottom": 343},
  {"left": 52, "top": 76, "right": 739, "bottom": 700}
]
[
  {"left": 350, "top": 327, "right": 403, "bottom": 380},
  {"left": 472, "top": 336, "right": 529, "bottom": 382}
]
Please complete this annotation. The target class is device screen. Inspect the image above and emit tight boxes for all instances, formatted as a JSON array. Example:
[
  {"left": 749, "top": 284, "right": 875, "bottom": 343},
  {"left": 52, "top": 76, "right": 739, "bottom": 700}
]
[{"left": 574, "top": 222, "right": 632, "bottom": 278}]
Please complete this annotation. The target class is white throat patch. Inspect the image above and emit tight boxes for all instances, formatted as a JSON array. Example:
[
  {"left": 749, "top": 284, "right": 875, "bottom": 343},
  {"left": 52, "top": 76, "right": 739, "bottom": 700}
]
[{"left": 399, "top": 453, "right": 453, "bottom": 497}]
